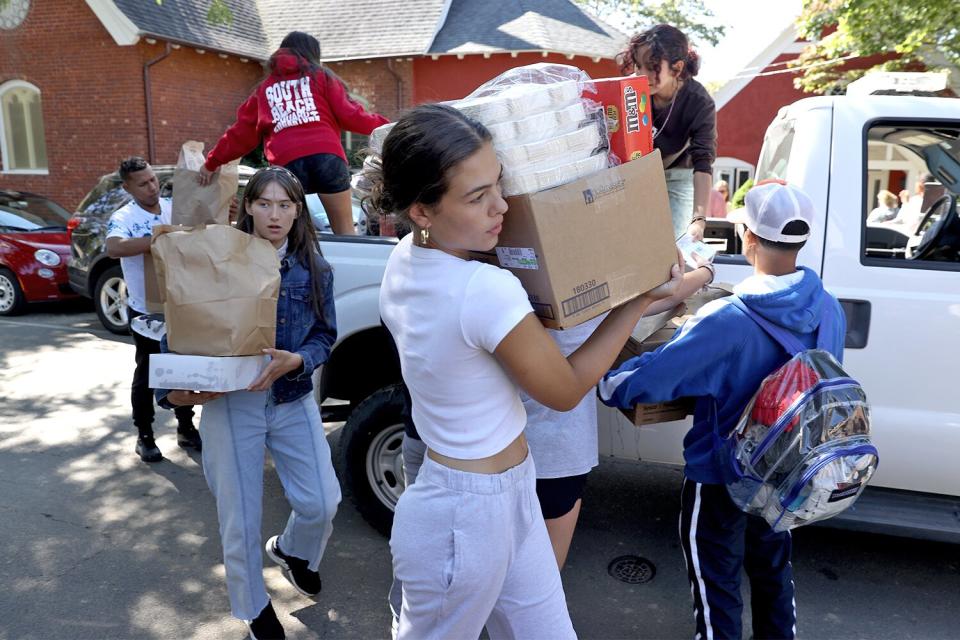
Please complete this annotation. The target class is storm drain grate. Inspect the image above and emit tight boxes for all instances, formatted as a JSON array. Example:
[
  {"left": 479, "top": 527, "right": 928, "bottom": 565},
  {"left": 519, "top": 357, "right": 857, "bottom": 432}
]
[{"left": 607, "top": 555, "right": 656, "bottom": 584}]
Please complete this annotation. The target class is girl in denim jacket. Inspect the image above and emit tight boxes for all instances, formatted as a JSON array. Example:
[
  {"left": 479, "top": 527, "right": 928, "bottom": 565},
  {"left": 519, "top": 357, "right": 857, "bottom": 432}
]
[{"left": 158, "top": 166, "right": 339, "bottom": 639}]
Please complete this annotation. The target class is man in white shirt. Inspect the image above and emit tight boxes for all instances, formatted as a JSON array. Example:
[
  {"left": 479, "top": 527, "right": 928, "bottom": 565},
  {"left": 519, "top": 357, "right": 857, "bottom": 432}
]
[{"left": 105, "top": 157, "right": 199, "bottom": 462}]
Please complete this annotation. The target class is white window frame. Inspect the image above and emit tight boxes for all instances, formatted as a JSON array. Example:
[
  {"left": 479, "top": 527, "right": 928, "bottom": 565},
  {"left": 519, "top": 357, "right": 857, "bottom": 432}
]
[
  {"left": 713, "top": 156, "right": 755, "bottom": 193},
  {"left": 0, "top": 79, "right": 49, "bottom": 175}
]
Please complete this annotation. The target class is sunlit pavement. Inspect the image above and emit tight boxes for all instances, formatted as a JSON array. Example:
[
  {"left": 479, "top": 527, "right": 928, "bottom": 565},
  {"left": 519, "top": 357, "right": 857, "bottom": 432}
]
[{"left": 2, "top": 303, "right": 958, "bottom": 639}]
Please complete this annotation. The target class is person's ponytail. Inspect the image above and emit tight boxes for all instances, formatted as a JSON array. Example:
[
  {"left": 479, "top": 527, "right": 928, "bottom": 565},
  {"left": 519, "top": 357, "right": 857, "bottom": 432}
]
[{"left": 685, "top": 49, "right": 701, "bottom": 77}]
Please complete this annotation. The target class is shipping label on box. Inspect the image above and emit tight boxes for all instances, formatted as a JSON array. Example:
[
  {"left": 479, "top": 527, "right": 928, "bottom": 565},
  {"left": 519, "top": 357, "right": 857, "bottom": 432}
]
[
  {"left": 471, "top": 149, "right": 676, "bottom": 329},
  {"left": 149, "top": 353, "right": 270, "bottom": 392},
  {"left": 589, "top": 76, "right": 654, "bottom": 163}
]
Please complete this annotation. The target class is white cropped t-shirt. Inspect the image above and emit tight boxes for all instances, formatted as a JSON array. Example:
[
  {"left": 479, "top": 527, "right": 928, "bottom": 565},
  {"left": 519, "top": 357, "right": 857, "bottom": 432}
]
[{"left": 379, "top": 234, "right": 534, "bottom": 459}]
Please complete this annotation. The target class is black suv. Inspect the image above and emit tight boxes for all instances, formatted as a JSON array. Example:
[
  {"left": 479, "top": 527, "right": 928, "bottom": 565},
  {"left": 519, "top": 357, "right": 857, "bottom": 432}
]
[{"left": 68, "top": 165, "right": 366, "bottom": 333}]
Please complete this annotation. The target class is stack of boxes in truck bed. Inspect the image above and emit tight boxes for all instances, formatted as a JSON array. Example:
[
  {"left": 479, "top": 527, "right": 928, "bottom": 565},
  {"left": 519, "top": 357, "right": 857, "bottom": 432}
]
[{"left": 459, "top": 71, "right": 674, "bottom": 330}]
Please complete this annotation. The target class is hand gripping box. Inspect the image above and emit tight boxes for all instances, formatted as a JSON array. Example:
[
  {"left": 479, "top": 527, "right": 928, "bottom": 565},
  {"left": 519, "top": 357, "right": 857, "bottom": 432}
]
[
  {"left": 587, "top": 76, "right": 654, "bottom": 162},
  {"left": 470, "top": 149, "right": 677, "bottom": 329}
]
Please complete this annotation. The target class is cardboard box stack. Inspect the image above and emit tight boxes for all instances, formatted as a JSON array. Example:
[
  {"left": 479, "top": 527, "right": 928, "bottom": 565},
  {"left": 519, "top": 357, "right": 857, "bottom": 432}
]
[{"left": 370, "top": 63, "right": 677, "bottom": 329}]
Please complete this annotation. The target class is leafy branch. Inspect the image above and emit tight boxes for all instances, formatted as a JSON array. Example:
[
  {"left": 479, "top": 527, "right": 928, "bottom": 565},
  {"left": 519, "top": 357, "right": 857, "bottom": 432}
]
[
  {"left": 791, "top": 0, "right": 960, "bottom": 93},
  {"left": 574, "top": 0, "right": 726, "bottom": 48}
]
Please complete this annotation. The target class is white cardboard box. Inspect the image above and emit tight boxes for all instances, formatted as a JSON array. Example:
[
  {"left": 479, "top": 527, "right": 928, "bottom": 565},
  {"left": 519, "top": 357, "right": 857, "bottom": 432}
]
[{"left": 149, "top": 353, "right": 270, "bottom": 392}]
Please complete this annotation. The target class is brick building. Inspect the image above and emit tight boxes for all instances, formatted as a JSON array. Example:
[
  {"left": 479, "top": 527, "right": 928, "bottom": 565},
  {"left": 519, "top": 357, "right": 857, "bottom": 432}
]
[{"left": 0, "top": 0, "right": 624, "bottom": 209}]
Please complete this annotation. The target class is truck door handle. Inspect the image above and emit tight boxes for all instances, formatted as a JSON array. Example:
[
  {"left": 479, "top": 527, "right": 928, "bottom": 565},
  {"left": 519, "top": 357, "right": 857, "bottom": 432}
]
[{"left": 839, "top": 299, "right": 871, "bottom": 349}]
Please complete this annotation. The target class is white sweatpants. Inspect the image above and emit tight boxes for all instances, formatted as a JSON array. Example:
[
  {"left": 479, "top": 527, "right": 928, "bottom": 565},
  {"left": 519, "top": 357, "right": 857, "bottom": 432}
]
[{"left": 390, "top": 453, "right": 576, "bottom": 640}]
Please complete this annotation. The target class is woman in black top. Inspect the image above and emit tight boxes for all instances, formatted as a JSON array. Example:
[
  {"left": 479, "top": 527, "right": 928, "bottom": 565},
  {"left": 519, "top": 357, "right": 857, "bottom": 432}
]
[{"left": 619, "top": 24, "right": 717, "bottom": 241}]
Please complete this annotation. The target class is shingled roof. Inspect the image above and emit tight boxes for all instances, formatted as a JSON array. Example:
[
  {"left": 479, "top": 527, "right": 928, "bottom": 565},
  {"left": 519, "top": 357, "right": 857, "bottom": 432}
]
[
  {"left": 430, "top": 0, "right": 625, "bottom": 59},
  {"left": 89, "top": 0, "right": 625, "bottom": 61}
]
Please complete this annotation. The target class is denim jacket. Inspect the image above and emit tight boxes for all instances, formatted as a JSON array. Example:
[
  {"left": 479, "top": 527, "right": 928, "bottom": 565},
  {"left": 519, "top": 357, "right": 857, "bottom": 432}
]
[{"left": 155, "top": 251, "right": 337, "bottom": 407}]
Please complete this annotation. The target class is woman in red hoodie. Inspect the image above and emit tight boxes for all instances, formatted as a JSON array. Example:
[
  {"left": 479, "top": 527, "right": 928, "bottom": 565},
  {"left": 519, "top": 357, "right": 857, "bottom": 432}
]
[{"left": 199, "top": 31, "right": 389, "bottom": 235}]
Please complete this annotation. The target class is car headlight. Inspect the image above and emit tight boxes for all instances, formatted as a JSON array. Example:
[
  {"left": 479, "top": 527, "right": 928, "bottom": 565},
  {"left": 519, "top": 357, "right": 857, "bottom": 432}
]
[{"left": 35, "top": 249, "right": 61, "bottom": 266}]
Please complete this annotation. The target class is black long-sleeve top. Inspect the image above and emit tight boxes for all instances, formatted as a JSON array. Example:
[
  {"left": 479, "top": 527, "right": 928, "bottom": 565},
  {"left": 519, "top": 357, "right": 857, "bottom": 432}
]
[{"left": 652, "top": 77, "right": 717, "bottom": 174}]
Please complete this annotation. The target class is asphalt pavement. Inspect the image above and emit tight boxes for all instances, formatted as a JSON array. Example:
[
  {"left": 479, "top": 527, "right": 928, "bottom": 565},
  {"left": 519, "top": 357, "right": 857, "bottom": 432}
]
[{"left": 1, "top": 301, "right": 958, "bottom": 639}]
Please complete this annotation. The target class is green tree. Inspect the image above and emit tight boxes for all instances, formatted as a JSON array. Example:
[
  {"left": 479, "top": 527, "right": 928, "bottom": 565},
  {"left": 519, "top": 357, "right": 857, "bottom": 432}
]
[
  {"left": 792, "top": 0, "right": 960, "bottom": 94},
  {"left": 731, "top": 178, "right": 753, "bottom": 209},
  {"left": 574, "top": 0, "right": 726, "bottom": 47}
]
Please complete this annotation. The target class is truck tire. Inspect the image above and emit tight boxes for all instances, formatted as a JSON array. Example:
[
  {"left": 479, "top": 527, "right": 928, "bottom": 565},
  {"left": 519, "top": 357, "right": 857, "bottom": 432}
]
[
  {"left": 94, "top": 265, "right": 129, "bottom": 334},
  {"left": 339, "top": 384, "right": 408, "bottom": 537}
]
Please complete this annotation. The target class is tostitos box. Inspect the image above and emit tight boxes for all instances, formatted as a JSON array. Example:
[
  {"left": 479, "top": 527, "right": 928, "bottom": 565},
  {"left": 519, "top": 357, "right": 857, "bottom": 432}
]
[{"left": 586, "top": 76, "right": 654, "bottom": 163}]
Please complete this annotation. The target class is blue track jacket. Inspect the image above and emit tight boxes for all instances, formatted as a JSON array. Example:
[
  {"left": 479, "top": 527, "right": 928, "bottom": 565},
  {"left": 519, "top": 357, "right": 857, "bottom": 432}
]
[{"left": 598, "top": 267, "right": 846, "bottom": 484}]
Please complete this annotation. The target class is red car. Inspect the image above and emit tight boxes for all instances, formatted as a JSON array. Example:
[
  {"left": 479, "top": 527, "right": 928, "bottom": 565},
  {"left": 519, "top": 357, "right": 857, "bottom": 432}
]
[{"left": 0, "top": 190, "right": 79, "bottom": 315}]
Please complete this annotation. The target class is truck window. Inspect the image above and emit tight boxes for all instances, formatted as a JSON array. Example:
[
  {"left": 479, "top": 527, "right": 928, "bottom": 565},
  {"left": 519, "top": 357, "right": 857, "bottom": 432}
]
[
  {"left": 862, "top": 122, "right": 960, "bottom": 269},
  {"left": 755, "top": 117, "right": 796, "bottom": 182}
]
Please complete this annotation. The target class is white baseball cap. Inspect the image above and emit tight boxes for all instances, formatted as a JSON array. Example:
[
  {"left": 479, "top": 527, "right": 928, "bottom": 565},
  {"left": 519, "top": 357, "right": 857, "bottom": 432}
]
[{"left": 727, "top": 180, "right": 814, "bottom": 243}]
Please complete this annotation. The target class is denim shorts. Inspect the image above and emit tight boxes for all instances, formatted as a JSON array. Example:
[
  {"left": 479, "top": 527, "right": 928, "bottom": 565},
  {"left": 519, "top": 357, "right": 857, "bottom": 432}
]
[{"left": 285, "top": 152, "right": 351, "bottom": 194}]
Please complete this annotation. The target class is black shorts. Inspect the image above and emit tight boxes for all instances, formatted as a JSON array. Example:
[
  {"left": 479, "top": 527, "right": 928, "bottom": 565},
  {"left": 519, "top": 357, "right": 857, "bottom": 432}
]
[
  {"left": 536, "top": 473, "right": 589, "bottom": 519},
  {"left": 284, "top": 152, "right": 351, "bottom": 194}
]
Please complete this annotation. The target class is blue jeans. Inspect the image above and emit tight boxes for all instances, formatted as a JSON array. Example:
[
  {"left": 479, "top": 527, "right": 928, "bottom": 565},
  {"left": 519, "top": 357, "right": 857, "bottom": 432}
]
[
  {"left": 665, "top": 167, "right": 695, "bottom": 240},
  {"left": 200, "top": 390, "right": 341, "bottom": 620}
]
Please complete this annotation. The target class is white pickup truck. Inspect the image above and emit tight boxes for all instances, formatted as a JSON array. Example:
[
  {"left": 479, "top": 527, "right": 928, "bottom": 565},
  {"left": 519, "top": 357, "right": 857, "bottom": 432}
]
[{"left": 317, "top": 95, "right": 960, "bottom": 540}]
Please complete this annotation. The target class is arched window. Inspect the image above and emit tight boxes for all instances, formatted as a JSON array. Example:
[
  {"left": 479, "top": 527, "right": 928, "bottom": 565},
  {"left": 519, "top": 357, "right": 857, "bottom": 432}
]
[{"left": 0, "top": 80, "right": 48, "bottom": 173}]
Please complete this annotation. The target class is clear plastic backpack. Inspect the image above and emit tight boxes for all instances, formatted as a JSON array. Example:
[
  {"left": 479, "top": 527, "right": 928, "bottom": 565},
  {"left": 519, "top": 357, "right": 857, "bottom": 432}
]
[{"left": 721, "top": 298, "right": 878, "bottom": 532}]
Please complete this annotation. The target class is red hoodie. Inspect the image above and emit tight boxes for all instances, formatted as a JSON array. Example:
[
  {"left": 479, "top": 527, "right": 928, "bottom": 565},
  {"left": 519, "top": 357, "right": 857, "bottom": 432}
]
[{"left": 205, "top": 51, "right": 389, "bottom": 170}]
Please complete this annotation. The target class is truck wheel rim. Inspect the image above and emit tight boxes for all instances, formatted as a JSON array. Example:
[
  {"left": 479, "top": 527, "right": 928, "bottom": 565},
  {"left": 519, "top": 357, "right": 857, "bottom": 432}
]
[
  {"left": 0, "top": 274, "right": 14, "bottom": 312},
  {"left": 100, "top": 276, "right": 128, "bottom": 327},
  {"left": 365, "top": 423, "right": 406, "bottom": 511}
]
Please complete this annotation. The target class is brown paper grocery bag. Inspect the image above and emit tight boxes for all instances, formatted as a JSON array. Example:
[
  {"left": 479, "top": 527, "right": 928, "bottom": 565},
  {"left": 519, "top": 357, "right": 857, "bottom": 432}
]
[
  {"left": 150, "top": 224, "right": 280, "bottom": 356},
  {"left": 171, "top": 140, "right": 239, "bottom": 226},
  {"left": 143, "top": 253, "right": 163, "bottom": 313}
]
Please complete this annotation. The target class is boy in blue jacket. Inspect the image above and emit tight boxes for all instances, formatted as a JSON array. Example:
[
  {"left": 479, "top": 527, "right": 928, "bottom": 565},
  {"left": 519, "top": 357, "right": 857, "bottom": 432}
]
[{"left": 599, "top": 180, "right": 846, "bottom": 639}]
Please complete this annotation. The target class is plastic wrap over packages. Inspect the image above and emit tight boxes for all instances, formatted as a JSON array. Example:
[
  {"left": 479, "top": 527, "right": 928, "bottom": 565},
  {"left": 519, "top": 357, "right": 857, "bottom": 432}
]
[
  {"left": 486, "top": 102, "right": 588, "bottom": 147},
  {"left": 369, "top": 66, "right": 595, "bottom": 154},
  {"left": 455, "top": 80, "right": 581, "bottom": 125},
  {"left": 463, "top": 62, "right": 597, "bottom": 102},
  {"left": 497, "top": 122, "right": 604, "bottom": 174},
  {"left": 371, "top": 64, "right": 611, "bottom": 198},
  {"left": 500, "top": 152, "right": 607, "bottom": 197},
  {"left": 369, "top": 122, "right": 394, "bottom": 155},
  {"left": 461, "top": 63, "right": 608, "bottom": 195},
  {"left": 724, "top": 349, "right": 877, "bottom": 532}
]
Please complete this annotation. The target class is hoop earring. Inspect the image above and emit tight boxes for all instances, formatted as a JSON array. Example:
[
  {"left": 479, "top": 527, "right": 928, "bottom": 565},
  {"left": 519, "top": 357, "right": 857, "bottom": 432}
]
[{"left": 420, "top": 227, "right": 430, "bottom": 245}]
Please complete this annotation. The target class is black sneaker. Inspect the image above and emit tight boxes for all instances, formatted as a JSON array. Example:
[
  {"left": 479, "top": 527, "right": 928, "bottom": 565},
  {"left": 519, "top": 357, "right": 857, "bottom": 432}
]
[
  {"left": 135, "top": 434, "right": 162, "bottom": 463},
  {"left": 247, "top": 601, "right": 284, "bottom": 640},
  {"left": 265, "top": 535, "right": 321, "bottom": 597},
  {"left": 176, "top": 426, "right": 202, "bottom": 452}
]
